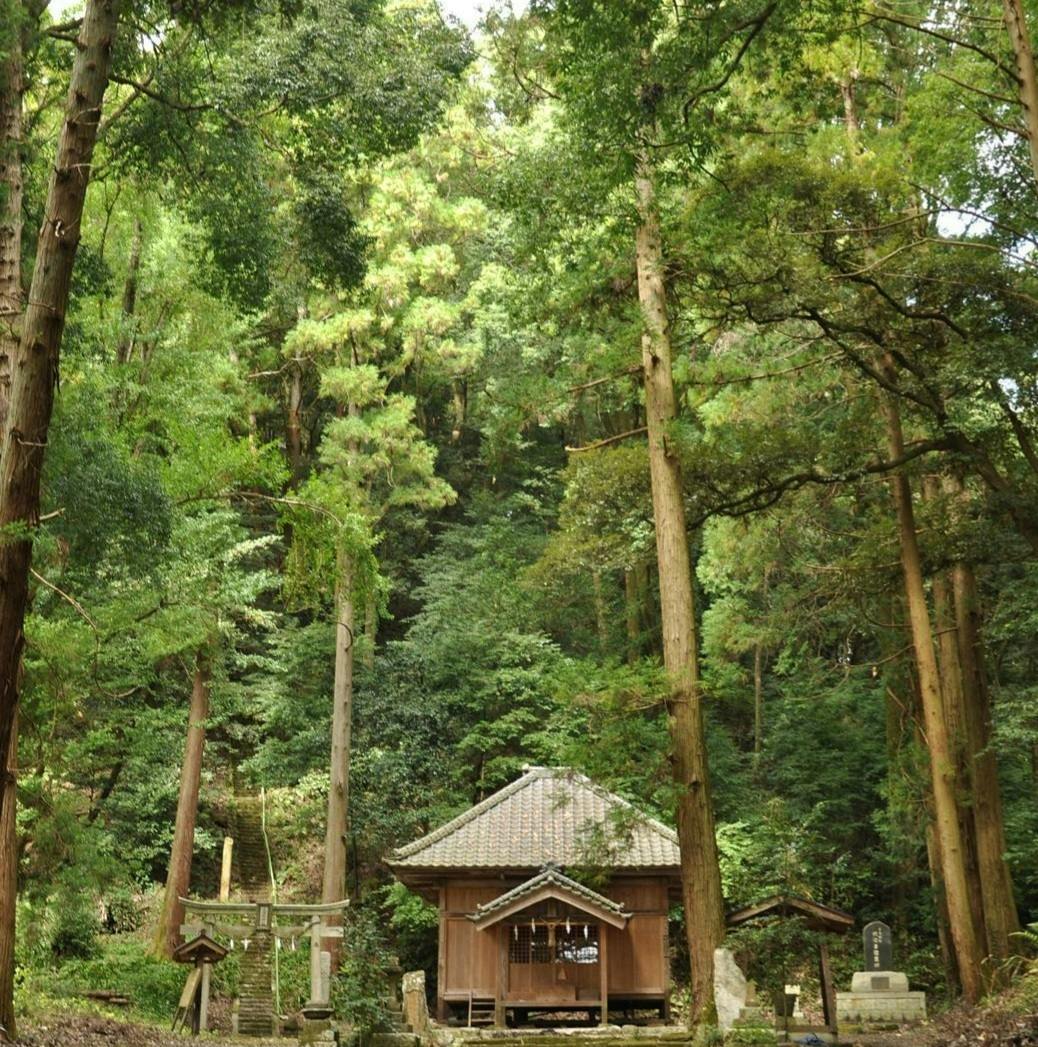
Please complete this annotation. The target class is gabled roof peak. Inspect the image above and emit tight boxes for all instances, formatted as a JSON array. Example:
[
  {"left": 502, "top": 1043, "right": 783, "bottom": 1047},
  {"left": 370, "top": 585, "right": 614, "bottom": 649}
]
[
  {"left": 469, "top": 863, "right": 630, "bottom": 929},
  {"left": 388, "top": 765, "right": 680, "bottom": 872}
]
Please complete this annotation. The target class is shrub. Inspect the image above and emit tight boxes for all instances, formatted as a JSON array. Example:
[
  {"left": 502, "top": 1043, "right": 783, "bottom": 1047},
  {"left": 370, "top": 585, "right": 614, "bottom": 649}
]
[
  {"left": 101, "top": 888, "right": 147, "bottom": 934},
  {"left": 47, "top": 936, "right": 186, "bottom": 1022},
  {"left": 332, "top": 907, "right": 395, "bottom": 1031},
  {"left": 50, "top": 903, "right": 100, "bottom": 960}
]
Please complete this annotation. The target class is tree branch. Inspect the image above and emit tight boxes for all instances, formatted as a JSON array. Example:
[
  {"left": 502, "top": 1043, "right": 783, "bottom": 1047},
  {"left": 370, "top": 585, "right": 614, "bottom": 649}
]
[{"left": 566, "top": 426, "right": 648, "bottom": 452}]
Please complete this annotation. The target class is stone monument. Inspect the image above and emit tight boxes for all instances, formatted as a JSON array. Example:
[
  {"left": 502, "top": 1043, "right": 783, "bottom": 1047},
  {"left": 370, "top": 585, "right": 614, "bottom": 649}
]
[
  {"left": 836, "top": 920, "right": 926, "bottom": 1026},
  {"left": 714, "top": 948, "right": 748, "bottom": 1032}
]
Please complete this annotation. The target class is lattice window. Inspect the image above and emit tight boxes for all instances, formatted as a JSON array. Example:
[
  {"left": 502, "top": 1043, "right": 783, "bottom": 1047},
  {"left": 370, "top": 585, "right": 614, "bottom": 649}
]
[
  {"left": 508, "top": 923, "right": 599, "bottom": 964},
  {"left": 508, "top": 924, "right": 550, "bottom": 963},
  {"left": 555, "top": 924, "right": 599, "bottom": 965}
]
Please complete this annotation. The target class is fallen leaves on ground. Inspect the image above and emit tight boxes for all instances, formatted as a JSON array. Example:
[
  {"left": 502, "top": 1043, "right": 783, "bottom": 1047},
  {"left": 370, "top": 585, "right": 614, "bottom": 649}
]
[
  {"left": 16, "top": 1014, "right": 284, "bottom": 1047},
  {"left": 845, "top": 1002, "right": 1038, "bottom": 1047}
]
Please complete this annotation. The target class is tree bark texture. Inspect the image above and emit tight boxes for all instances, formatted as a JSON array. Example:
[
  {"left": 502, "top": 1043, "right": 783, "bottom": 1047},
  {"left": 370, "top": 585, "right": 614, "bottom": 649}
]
[
  {"left": 753, "top": 643, "right": 763, "bottom": 761},
  {"left": 0, "top": 713, "right": 16, "bottom": 1041},
  {"left": 880, "top": 379, "right": 984, "bottom": 1002},
  {"left": 925, "top": 501, "right": 988, "bottom": 955},
  {"left": 286, "top": 360, "right": 304, "bottom": 485},
  {"left": 0, "top": 6, "right": 24, "bottom": 436},
  {"left": 945, "top": 483, "right": 1020, "bottom": 960},
  {"left": 0, "top": 0, "right": 120, "bottom": 829},
  {"left": 322, "top": 557, "right": 354, "bottom": 907},
  {"left": 592, "top": 569, "right": 608, "bottom": 656},
  {"left": 624, "top": 567, "right": 640, "bottom": 664},
  {"left": 1003, "top": 0, "right": 1038, "bottom": 187},
  {"left": 115, "top": 218, "right": 142, "bottom": 364},
  {"left": 153, "top": 655, "right": 211, "bottom": 959},
  {"left": 635, "top": 158, "right": 725, "bottom": 1026},
  {"left": 925, "top": 820, "right": 960, "bottom": 995}
]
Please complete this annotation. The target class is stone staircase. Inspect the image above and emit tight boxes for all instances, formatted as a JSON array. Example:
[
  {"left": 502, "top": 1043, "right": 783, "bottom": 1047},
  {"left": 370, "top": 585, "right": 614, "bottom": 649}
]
[
  {"left": 238, "top": 930, "right": 276, "bottom": 1036},
  {"left": 233, "top": 795, "right": 275, "bottom": 1037},
  {"left": 371, "top": 974, "right": 420, "bottom": 1047},
  {"left": 235, "top": 795, "right": 271, "bottom": 901}
]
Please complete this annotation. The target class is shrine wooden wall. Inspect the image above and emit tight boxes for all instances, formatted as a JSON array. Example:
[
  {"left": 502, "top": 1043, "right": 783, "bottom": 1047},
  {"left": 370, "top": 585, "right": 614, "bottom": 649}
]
[{"left": 436, "top": 877, "right": 670, "bottom": 1006}]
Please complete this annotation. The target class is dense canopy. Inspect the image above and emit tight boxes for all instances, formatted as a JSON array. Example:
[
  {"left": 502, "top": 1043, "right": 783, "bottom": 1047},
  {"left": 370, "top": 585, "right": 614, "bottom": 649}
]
[{"left": 1, "top": 0, "right": 1038, "bottom": 1042}]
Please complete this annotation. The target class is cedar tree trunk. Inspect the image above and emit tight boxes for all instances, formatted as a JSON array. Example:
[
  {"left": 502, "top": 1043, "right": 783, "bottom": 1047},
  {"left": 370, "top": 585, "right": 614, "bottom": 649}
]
[
  {"left": 927, "top": 514, "right": 988, "bottom": 954},
  {"left": 880, "top": 379, "right": 984, "bottom": 1001},
  {"left": 0, "top": 9, "right": 23, "bottom": 435},
  {"left": 286, "top": 359, "right": 304, "bottom": 484},
  {"left": 115, "top": 218, "right": 142, "bottom": 364},
  {"left": 0, "top": 0, "right": 120, "bottom": 827},
  {"left": 635, "top": 157, "right": 725, "bottom": 1025},
  {"left": 945, "top": 481, "right": 1019, "bottom": 960},
  {"left": 153, "top": 654, "right": 211, "bottom": 958},
  {"left": 0, "top": 713, "right": 16, "bottom": 1041},
  {"left": 322, "top": 555, "right": 354, "bottom": 907},
  {"left": 624, "top": 566, "right": 641, "bottom": 664},
  {"left": 1003, "top": 0, "right": 1038, "bottom": 186}
]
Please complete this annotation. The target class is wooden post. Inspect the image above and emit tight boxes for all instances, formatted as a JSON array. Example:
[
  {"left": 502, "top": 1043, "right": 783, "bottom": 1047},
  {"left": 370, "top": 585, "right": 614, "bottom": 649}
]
[
  {"left": 599, "top": 924, "right": 609, "bottom": 1026},
  {"left": 495, "top": 924, "right": 508, "bottom": 1027},
  {"left": 219, "top": 837, "right": 233, "bottom": 901},
  {"left": 437, "top": 890, "right": 447, "bottom": 1021},
  {"left": 818, "top": 941, "right": 836, "bottom": 1033},
  {"left": 199, "top": 960, "right": 211, "bottom": 1033},
  {"left": 310, "top": 919, "right": 324, "bottom": 1004}
]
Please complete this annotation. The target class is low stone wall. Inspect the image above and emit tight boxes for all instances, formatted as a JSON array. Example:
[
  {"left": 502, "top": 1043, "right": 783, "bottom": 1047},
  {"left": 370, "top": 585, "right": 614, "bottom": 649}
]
[
  {"left": 445, "top": 1026, "right": 695, "bottom": 1047},
  {"left": 835, "top": 989, "right": 927, "bottom": 1024}
]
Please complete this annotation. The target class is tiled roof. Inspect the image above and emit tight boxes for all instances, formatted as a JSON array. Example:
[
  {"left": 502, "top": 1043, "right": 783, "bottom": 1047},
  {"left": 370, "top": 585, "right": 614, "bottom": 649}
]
[
  {"left": 470, "top": 865, "right": 628, "bottom": 922},
  {"left": 388, "top": 766, "right": 680, "bottom": 871}
]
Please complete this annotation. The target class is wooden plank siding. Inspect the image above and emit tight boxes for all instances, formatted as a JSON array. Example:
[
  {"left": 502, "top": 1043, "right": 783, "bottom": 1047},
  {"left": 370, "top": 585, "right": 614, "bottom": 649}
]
[{"left": 436, "top": 876, "right": 670, "bottom": 1010}]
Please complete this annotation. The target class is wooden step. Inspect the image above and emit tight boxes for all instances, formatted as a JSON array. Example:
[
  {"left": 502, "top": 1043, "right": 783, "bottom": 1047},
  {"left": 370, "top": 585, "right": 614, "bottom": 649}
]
[{"left": 467, "top": 996, "right": 496, "bottom": 1026}]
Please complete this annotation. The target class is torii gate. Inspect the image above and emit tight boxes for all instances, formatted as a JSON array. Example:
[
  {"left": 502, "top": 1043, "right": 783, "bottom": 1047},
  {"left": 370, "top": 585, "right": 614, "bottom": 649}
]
[{"left": 180, "top": 896, "right": 349, "bottom": 1030}]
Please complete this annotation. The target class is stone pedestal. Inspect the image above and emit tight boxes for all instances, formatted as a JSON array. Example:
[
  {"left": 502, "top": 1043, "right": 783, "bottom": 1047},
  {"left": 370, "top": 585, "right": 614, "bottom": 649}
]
[
  {"left": 299, "top": 1016, "right": 337, "bottom": 1045},
  {"left": 836, "top": 970, "right": 926, "bottom": 1025}
]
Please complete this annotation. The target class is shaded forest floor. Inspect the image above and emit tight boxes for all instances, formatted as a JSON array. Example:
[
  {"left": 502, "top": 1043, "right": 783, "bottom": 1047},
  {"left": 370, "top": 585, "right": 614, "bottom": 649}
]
[
  {"left": 842, "top": 998, "right": 1038, "bottom": 1047},
  {"left": 14, "top": 1014, "right": 285, "bottom": 1047},
  {"left": 13, "top": 989, "right": 1038, "bottom": 1047}
]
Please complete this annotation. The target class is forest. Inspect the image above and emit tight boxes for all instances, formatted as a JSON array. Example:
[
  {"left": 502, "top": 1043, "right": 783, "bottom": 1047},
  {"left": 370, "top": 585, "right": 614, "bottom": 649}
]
[{"left": 1, "top": 0, "right": 1037, "bottom": 1043}]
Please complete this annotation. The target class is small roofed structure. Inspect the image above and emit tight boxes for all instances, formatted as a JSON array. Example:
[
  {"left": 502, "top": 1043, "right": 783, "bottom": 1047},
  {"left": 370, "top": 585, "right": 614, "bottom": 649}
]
[
  {"left": 726, "top": 894, "right": 854, "bottom": 1038},
  {"left": 388, "top": 766, "right": 681, "bottom": 1027}
]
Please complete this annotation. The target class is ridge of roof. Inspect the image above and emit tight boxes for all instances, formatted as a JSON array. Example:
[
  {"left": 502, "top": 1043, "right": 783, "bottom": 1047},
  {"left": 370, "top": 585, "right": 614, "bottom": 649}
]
[
  {"left": 471, "top": 864, "right": 628, "bottom": 920},
  {"left": 388, "top": 765, "right": 679, "bottom": 868},
  {"left": 390, "top": 765, "right": 551, "bottom": 861}
]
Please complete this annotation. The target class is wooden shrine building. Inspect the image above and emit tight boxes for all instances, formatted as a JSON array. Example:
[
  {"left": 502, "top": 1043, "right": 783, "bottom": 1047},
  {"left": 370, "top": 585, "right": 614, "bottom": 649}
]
[{"left": 387, "top": 766, "right": 681, "bottom": 1026}]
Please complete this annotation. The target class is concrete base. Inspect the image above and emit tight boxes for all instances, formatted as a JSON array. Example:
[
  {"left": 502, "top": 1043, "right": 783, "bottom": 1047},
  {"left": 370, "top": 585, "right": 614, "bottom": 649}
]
[
  {"left": 850, "top": 970, "right": 909, "bottom": 993},
  {"left": 836, "top": 989, "right": 926, "bottom": 1024}
]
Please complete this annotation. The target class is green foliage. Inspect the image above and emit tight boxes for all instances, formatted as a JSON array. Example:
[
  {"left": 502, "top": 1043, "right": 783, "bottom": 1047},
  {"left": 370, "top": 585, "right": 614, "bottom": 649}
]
[
  {"left": 49, "top": 906, "right": 101, "bottom": 962},
  {"left": 724, "top": 1020, "right": 777, "bottom": 1046},
  {"left": 17, "top": 935, "right": 184, "bottom": 1023},
  {"left": 11, "top": 0, "right": 1038, "bottom": 1026},
  {"left": 333, "top": 907, "right": 397, "bottom": 1030}
]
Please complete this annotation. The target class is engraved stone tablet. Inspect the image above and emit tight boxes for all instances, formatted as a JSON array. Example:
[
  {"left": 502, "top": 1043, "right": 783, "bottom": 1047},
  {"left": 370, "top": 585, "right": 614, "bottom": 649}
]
[
  {"left": 871, "top": 976, "right": 891, "bottom": 990},
  {"left": 863, "top": 920, "right": 893, "bottom": 972}
]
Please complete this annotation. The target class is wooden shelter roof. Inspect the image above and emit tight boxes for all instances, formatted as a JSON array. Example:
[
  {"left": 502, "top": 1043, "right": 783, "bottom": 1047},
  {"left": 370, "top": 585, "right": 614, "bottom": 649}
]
[
  {"left": 726, "top": 894, "right": 855, "bottom": 933},
  {"left": 469, "top": 864, "right": 630, "bottom": 929},
  {"left": 388, "top": 766, "right": 680, "bottom": 873}
]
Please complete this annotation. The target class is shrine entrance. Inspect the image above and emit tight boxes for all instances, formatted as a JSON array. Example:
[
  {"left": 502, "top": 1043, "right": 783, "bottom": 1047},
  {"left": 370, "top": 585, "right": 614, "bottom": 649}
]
[
  {"left": 468, "top": 866, "right": 630, "bottom": 1026},
  {"left": 179, "top": 897, "right": 349, "bottom": 1036},
  {"left": 504, "top": 909, "right": 602, "bottom": 1007}
]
